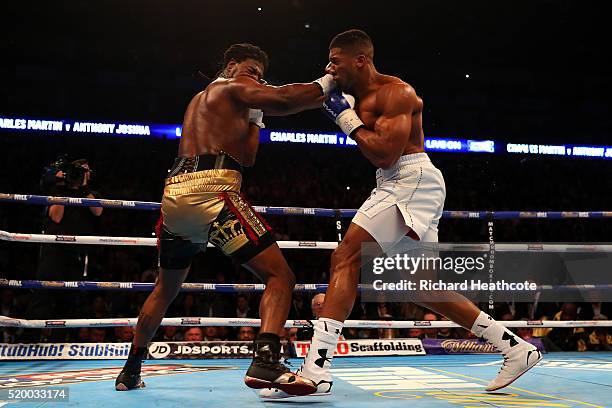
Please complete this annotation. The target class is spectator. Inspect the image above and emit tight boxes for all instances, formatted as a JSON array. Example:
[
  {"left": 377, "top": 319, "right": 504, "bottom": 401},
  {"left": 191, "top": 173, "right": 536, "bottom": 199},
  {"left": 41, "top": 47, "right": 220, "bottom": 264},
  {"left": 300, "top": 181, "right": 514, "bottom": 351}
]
[
  {"left": 311, "top": 293, "right": 325, "bottom": 319},
  {"left": 155, "top": 326, "right": 183, "bottom": 341},
  {"left": 237, "top": 326, "right": 256, "bottom": 341},
  {"left": 114, "top": 326, "right": 134, "bottom": 342},
  {"left": 423, "top": 312, "right": 439, "bottom": 339},
  {"left": 76, "top": 328, "right": 90, "bottom": 343},
  {"left": 286, "top": 327, "right": 298, "bottom": 343},
  {"left": 91, "top": 296, "right": 109, "bottom": 319},
  {"left": 235, "top": 295, "right": 255, "bottom": 318},
  {"left": 184, "top": 327, "right": 204, "bottom": 341},
  {"left": 288, "top": 292, "right": 311, "bottom": 320},
  {"left": 579, "top": 302, "right": 610, "bottom": 321},
  {"left": 39, "top": 328, "right": 57, "bottom": 343},
  {"left": 586, "top": 327, "right": 611, "bottom": 351},
  {"left": 437, "top": 316, "right": 458, "bottom": 339},
  {"left": 89, "top": 328, "right": 106, "bottom": 343},
  {"left": 545, "top": 303, "right": 585, "bottom": 351},
  {"left": 216, "top": 326, "right": 230, "bottom": 341},
  {"left": 203, "top": 327, "right": 220, "bottom": 341},
  {"left": 408, "top": 328, "right": 424, "bottom": 339},
  {"left": 175, "top": 294, "right": 201, "bottom": 317},
  {"left": 517, "top": 326, "right": 534, "bottom": 342}
]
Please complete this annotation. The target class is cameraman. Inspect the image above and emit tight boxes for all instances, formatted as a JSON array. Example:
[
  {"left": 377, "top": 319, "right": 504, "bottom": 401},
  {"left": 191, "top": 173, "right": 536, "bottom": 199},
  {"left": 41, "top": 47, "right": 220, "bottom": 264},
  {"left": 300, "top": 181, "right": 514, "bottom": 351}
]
[
  {"left": 26, "top": 158, "right": 102, "bottom": 322},
  {"left": 47, "top": 159, "right": 102, "bottom": 223}
]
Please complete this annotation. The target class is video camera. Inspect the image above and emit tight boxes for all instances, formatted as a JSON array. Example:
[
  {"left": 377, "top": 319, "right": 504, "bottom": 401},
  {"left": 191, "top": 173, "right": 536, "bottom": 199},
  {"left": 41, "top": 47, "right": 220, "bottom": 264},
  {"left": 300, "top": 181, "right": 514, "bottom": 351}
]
[{"left": 40, "top": 155, "right": 92, "bottom": 191}]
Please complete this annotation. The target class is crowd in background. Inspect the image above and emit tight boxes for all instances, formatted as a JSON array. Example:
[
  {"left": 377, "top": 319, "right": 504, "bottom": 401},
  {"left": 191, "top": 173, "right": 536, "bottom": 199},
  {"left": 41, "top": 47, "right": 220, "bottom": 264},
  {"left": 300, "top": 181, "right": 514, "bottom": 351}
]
[{"left": 0, "top": 133, "right": 610, "bottom": 351}]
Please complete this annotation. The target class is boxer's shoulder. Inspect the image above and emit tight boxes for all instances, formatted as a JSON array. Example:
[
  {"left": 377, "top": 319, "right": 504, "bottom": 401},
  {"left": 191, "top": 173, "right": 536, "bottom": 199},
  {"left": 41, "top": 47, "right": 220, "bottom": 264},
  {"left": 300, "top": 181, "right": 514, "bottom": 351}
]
[{"left": 374, "top": 81, "right": 418, "bottom": 111}]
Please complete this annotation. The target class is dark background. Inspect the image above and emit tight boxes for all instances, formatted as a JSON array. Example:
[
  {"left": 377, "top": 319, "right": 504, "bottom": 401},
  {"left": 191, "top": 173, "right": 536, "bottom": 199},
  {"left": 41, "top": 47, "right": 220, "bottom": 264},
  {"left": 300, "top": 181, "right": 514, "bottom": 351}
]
[{"left": 4, "top": 0, "right": 611, "bottom": 143}]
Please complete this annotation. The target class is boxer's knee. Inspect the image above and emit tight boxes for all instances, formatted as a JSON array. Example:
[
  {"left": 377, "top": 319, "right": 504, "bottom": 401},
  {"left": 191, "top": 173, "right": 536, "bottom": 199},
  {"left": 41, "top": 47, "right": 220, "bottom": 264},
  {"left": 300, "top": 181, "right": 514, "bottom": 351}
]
[
  {"left": 267, "top": 264, "right": 296, "bottom": 289},
  {"left": 153, "top": 268, "right": 188, "bottom": 302}
]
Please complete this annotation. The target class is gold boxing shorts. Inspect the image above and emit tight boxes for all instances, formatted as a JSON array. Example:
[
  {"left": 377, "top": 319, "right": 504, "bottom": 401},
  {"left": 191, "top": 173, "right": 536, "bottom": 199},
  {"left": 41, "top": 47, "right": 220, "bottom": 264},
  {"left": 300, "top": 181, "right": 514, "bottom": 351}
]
[{"left": 157, "top": 157, "right": 275, "bottom": 269}]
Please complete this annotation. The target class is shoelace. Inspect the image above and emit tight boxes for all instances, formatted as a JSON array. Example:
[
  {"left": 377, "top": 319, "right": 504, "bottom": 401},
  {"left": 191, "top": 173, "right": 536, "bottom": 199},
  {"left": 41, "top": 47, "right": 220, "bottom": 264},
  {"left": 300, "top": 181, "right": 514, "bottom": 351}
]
[
  {"left": 257, "top": 356, "right": 291, "bottom": 374},
  {"left": 496, "top": 354, "right": 510, "bottom": 374}
]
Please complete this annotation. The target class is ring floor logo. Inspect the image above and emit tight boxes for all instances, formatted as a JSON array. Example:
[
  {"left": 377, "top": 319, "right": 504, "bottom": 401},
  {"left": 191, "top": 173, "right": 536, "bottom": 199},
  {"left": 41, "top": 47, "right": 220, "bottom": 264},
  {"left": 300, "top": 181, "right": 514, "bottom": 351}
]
[
  {"left": 334, "top": 366, "right": 598, "bottom": 406},
  {"left": 0, "top": 364, "right": 235, "bottom": 388}
]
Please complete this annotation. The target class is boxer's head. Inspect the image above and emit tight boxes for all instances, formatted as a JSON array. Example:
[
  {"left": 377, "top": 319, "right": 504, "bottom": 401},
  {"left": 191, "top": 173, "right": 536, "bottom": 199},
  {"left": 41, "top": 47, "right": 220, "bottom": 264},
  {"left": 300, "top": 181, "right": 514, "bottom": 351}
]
[
  {"left": 221, "top": 43, "right": 268, "bottom": 82},
  {"left": 326, "top": 29, "right": 374, "bottom": 92}
]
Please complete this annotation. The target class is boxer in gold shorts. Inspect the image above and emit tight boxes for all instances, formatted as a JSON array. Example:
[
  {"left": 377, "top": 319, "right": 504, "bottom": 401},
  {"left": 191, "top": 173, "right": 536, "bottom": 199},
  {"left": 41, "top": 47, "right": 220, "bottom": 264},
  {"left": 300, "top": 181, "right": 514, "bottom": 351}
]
[
  {"left": 115, "top": 43, "right": 337, "bottom": 395},
  {"left": 160, "top": 156, "right": 274, "bottom": 267}
]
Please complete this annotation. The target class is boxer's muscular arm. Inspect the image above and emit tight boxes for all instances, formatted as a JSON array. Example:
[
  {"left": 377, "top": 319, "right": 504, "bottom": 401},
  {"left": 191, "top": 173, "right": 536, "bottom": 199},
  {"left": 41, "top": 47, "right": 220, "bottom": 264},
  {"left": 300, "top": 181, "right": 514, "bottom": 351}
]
[
  {"left": 352, "top": 84, "right": 414, "bottom": 169},
  {"left": 244, "top": 123, "right": 260, "bottom": 167},
  {"left": 227, "top": 77, "right": 325, "bottom": 116}
]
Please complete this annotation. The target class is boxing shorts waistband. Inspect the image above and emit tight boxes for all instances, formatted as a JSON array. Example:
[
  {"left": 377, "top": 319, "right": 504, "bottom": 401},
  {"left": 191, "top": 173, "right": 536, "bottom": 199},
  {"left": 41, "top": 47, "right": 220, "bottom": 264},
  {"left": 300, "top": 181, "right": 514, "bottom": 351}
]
[
  {"left": 396, "top": 152, "right": 430, "bottom": 166},
  {"left": 376, "top": 152, "right": 432, "bottom": 182},
  {"left": 167, "top": 151, "right": 243, "bottom": 178}
]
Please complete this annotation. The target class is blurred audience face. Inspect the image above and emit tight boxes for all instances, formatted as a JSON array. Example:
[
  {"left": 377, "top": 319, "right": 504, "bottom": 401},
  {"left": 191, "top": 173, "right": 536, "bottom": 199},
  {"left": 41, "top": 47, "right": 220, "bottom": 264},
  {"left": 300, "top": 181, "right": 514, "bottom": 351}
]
[
  {"left": 185, "top": 327, "right": 204, "bottom": 341},
  {"left": 89, "top": 328, "right": 106, "bottom": 343},
  {"left": 501, "top": 313, "right": 515, "bottom": 321},
  {"left": 92, "top": 296, "right": 107, "bottom": 314},
  {"left": 517, "top": 327, "right": 533, "bottom": 340},
  {"left": 216, "top": 326, "right": 229, "bottom": 340},
  {"left": 423, "top": 312, "right": 438, "bottom": 338},
  {"left": 114, "top": 326, "right": 134, "bottom": 342},
  {"left": 238, "top": 326, "right": 255, "bottom": 341},
  {"left": 287, "top": 327, "right": 298, "bottom": 343},
  {"left": 163, "top": 326, "right": 179, "bottom": 338},
  {"left": 237, "top": 296, "right": 248, "bottom": 312},
  {"left": 438, "top": 316, "right": 451, "bottom": 336},
  {"left": 311, "top": 294, "right": 325, "bottom": 319},
  {"left": 77, "top": 327, "right": 90, "bottom": 342},
  {"left": 183, "top": 294, "right": 195, "bottom": 310},
  {"left": 215, "top": 271, "right": 226, "bottom": 283},
  {"left": 408, "top": 328, "right": 424, "bottom": 339},
  {"left": 560, "top": 303, "right": 578, "bottom": 320},
  {"left": 204, "top": 326, "right": 218, "bottom": 339}
]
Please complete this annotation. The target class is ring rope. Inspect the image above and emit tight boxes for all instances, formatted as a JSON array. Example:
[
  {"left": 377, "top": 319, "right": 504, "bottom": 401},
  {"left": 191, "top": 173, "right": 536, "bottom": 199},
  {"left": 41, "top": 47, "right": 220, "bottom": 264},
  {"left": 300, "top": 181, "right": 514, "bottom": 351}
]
[
  {"left": 2, "top": 230, "right": 610, "bottom": 252},
  {"left": 1, "top": 315, "right": 610, "bottom": 329},
  {"left": 2, "top": 279, "right": 610, "bottom": 293},
  {"left": 1, "top": 193, "right": 611, "bottom": 219}
]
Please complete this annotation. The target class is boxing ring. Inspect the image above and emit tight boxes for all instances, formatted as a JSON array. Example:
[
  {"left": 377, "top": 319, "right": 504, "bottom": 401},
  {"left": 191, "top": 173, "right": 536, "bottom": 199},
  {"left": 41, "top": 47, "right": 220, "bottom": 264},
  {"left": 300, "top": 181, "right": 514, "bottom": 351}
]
[{"left": 1, "top": 193, "right": 611, "bottom": 407}]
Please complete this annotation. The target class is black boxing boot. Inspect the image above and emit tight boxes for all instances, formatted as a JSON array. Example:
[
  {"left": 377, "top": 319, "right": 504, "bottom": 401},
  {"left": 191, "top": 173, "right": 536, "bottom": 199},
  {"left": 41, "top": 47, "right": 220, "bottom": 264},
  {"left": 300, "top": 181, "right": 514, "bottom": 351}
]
[
  {"left": 115, "top": 344, "right": 146, "bottom": 391},
  {"left": 244, "top": 333, "right": 316, "bottom": 396}
]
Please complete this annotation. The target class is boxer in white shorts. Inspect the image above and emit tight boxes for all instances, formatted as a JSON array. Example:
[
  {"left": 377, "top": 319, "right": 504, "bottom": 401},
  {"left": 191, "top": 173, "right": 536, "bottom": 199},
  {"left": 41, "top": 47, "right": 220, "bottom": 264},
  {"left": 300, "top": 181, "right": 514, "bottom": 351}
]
[
  {"left": 261, "top": 29, "right": 541, "bottom": 400},
  {"left": 353, "top": 152, "right": 445, "bottom": 253}
]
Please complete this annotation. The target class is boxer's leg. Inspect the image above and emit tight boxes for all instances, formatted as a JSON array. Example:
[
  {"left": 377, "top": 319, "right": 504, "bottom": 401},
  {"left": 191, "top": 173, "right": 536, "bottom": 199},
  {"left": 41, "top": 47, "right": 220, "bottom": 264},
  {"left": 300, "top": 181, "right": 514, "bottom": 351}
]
[
  {"left": 116, "top": 230, "right": 200, "bottom": 391},
  {"left": 410, "top": 227, "right": 542, "bottom": 391},
  {"left": 242, "top": 244, "right": 317, "bottom": 395},
  {"left": 243, "top": 243, "right": 295, "bottom": 335},
  {"left": 295, "top": 222, "right": 380, "bottom": 395},
  {"left": 210, "top": 193, "right": 316, "bottom": 396}
]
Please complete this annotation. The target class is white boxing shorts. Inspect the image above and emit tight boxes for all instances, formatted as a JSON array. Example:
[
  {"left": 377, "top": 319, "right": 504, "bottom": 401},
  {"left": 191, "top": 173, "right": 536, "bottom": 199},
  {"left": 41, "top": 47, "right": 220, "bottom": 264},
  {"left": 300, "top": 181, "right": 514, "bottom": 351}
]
[{"left": 352, "top": 153, "right": 446, "bottom": 253}]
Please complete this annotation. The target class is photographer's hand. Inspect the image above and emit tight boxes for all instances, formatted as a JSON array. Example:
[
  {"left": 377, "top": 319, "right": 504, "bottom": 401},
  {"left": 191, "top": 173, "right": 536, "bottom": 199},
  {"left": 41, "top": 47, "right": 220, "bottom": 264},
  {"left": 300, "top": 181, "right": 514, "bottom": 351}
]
[{"left": 81, "top": 164, "right": 102, "bottom": 216}]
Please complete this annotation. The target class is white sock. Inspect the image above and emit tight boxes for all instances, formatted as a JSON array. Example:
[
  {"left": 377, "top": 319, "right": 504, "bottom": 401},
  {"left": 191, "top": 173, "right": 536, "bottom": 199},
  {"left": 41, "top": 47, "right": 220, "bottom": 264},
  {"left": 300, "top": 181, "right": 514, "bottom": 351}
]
[
  {"left": 471, "top": 311, "right": 525, "bottom": 353},
  {"left": 300, "top": 318, "right": 343, "bottom": 381}
]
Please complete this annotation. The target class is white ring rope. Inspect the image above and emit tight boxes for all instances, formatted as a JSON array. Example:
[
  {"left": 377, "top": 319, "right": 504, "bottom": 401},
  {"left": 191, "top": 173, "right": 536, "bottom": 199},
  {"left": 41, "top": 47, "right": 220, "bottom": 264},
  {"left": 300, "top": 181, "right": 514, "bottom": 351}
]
[
  {"left": 1, "top": 315, "right": 610, "bottom": 329},
  {"left": 1, "top": 230, "right": 610, "bottom": 252}
]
